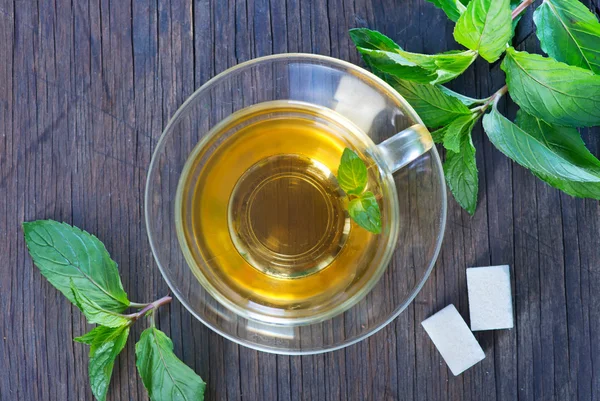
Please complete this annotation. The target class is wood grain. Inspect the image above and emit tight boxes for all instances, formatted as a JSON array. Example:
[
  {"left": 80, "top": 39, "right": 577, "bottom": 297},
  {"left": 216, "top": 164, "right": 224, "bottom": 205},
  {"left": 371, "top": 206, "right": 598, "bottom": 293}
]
[{"left": 1, "top": 0, "right": 599, "bottom": 400}]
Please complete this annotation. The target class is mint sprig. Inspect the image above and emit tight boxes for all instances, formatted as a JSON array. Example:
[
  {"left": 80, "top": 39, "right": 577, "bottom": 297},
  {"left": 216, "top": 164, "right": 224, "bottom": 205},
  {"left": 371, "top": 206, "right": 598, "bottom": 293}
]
[
  {"left": 23, "top": 220, "right": 205, "bottom": 401},
  {"left": 350, "top": 0, "right": 600, "bottom": 214},
  {"left": 337, "top": 149, "right": 382, "bottom": 233}
]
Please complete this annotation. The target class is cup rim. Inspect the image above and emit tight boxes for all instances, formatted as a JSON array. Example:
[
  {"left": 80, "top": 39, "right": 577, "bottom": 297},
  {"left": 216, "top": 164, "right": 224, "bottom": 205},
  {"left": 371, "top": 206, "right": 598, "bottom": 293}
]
[{"left": 145, "top": 53, "right": 448, "bottom": 355}]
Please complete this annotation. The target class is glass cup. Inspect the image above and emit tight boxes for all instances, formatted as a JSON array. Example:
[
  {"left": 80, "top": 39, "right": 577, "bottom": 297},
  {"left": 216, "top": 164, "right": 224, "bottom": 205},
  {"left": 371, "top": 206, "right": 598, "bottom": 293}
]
[{"left": 146, "top": 54, "right": 447, "bottom": 354}]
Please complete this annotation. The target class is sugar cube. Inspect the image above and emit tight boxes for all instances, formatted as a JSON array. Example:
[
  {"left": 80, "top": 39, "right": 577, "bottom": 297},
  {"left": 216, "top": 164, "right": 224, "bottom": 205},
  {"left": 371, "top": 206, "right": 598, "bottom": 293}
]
[
  {"left": 421, "top": 304, "right": 485, "bottom": 376},
  {"left": 467, "top": 265, "right": 514, "bottom": 331}
]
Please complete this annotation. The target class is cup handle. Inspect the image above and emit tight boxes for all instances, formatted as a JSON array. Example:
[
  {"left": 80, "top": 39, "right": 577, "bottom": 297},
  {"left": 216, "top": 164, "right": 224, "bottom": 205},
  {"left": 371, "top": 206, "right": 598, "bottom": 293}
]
[{"left": 376, "top": 124, "right": 433, "bottom": 173}]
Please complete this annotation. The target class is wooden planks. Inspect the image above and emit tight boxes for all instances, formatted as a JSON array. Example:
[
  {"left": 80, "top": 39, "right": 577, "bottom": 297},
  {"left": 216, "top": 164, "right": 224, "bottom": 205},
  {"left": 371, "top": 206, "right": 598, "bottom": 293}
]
[{"left": 1, "top": 0, "right": 599, "bottom": 400}]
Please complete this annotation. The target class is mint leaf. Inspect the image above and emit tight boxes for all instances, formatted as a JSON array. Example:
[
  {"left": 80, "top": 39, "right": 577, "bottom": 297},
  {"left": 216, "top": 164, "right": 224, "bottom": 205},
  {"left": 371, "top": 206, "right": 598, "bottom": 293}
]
[
  {"left": 337, "top": 148, "right": 368, "bottom": 195},
  {"left": 438, "top": 85, "right": 484, "bottom": 107},
  {"left": 441, "top": 113, "right": 480, "bottom": 153},
  {"left": 355, "top": 47, "right": 436, "bottom": 83},
  {"left": 136, "top": 327, "right": 206, "bottom": 401},
  {"left": 348, "top": 192, "right": 382, "bottom": 234},
  {"left": 355, "top": 47, "right": 477, "bottom": 85},
  {"left": 75, "top": 325, "right": 117, "bottom": 345},
  {"left": 534, "top": 0, "right": 600, "bottom": 74},
  {"left": 444, "top": 133, "right": 478, "bottom": 215},
  {"left": 454, "top": 0, "right": 512, "bottom": 62},
  {"left": 23, "top": 220, "right": 129, "bottom": 312},
  {"left": 71, "top": 280, "right": 132, "bottom": 328},
  {"left": 386, "top": 77, "right": 473, "bottom": 128},
  {"left": 350, "top": 29, "right": 477, "bottom": 84},
  {"left": 515, "top": 110, "right": 600, "bottom": 171},
  {"left": 349, "top": 28, "right": 401, "bottom": 52},
  {"left": 483, "top": 107, "right": 600, "bottom": 182},
  {"left": 75, "top": 325, "right": 130, "bottom": 401},
  {"left": 412, "top": 50, "right": 478, "bottom": 85},
  {"left": 502, "top": 47, "right": 600, "bottom": 127},
  {"left": 425, "top": 0, "right": 466, "bottom": 22},
  {"left": 431, "top": 126, "right": 446, "bottom": 143},
  {"left": 430, "top": 113, "right": 479, "bottom": 148},
  {"left": 515, "top": 110, "right": 600, "bottom": 199},
  {"left": 533, "top": 171, "right": 600, "bottom": 199}
]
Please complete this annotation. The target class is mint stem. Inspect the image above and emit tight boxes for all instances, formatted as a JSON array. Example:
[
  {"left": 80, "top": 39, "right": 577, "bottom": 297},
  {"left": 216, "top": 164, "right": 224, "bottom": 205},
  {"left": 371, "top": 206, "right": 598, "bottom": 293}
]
[
  {"left": 129, "top": 301, "right": 150, "bottom": 309},
  {"left": 489, "top": 85, "right": 508, "bottom": 108},
  {"left": 511, "top": 0, "right": 533, "bottom": 20},
  {"left": 472, "top": 85, "right": 508, "bottom": 113},
  {"left": 126, "top": 295, "right": 172, "bottom": 321}
]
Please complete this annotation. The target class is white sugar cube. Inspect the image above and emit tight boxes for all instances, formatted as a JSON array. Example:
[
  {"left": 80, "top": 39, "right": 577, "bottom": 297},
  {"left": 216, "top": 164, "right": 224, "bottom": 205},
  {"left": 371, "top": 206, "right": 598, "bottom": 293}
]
[
  {"left": 421, "top": 304, "right": 485, "bottom": 376},
  {"left": 467, "top": 265, "right": 514, "bottom": 331}
]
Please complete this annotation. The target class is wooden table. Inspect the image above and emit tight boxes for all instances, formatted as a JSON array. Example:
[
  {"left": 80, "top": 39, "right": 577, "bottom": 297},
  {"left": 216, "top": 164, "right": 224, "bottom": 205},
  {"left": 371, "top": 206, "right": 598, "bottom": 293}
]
[{"left": 1, "top": 0, "right": 599, "bottom": 400}]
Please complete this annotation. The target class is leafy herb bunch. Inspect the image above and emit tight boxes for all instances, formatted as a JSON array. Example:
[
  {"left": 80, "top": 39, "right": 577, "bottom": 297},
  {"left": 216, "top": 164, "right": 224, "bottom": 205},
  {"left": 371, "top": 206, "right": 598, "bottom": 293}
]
[
  {"left": 23, "top": 220, "right": 206, "bottom": 401},
  {"left": 350, "top": 0, "right": 600, "bottom": 214}
]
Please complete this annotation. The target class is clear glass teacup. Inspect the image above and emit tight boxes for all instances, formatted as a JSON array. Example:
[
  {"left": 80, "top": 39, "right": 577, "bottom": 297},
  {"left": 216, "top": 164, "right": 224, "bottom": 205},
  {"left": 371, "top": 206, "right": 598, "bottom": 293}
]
[{"left": 146, "top": 54, "right": 447, "bottom": 354}]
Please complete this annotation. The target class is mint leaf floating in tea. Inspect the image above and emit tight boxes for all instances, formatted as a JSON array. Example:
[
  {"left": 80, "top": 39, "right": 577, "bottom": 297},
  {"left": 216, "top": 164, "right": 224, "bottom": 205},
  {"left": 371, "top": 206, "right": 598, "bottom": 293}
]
[
  {"left": 136, "top": 327, "right": 207, "bottom": 401},
  {"left": 23, "top": 219, "right": 206, "bottom": 401},
  {"left": 23, "top": 220, "right": 130, "bottom": 312},
  {"left": 74, "top": 325, "right": 130, "bottom": 401},
  {"left": 336, "top": 149, "right": 382, "bottom": 233},
  {"left": 337, "top": 148, "right": 368, "bottom": 195},
  {"left": 348, "top": 191, "right": 383, "bottom": 234}
]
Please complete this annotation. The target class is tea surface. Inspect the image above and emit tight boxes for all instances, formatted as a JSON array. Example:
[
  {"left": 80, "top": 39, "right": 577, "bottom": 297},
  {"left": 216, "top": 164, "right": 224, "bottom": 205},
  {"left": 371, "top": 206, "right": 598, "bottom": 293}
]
[{"left": 178, "top": 103, "right": 392, "bottom": 321}]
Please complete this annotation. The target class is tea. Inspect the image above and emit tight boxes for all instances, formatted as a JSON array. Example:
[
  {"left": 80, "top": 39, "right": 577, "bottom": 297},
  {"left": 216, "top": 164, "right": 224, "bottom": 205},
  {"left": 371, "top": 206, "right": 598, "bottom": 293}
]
[{"left": 177, "top": 102, "right": 394, "bottom": 322}]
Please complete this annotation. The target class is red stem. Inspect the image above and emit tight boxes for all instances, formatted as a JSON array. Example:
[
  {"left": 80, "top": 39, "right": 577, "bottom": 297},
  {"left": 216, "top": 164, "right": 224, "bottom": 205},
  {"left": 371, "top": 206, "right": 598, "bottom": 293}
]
[
  {"left": 512, "top": 0, "right": 534, "bottom": 20},
  {"left": 126, "top": 295, "right": 172, "bottom": 321}
]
